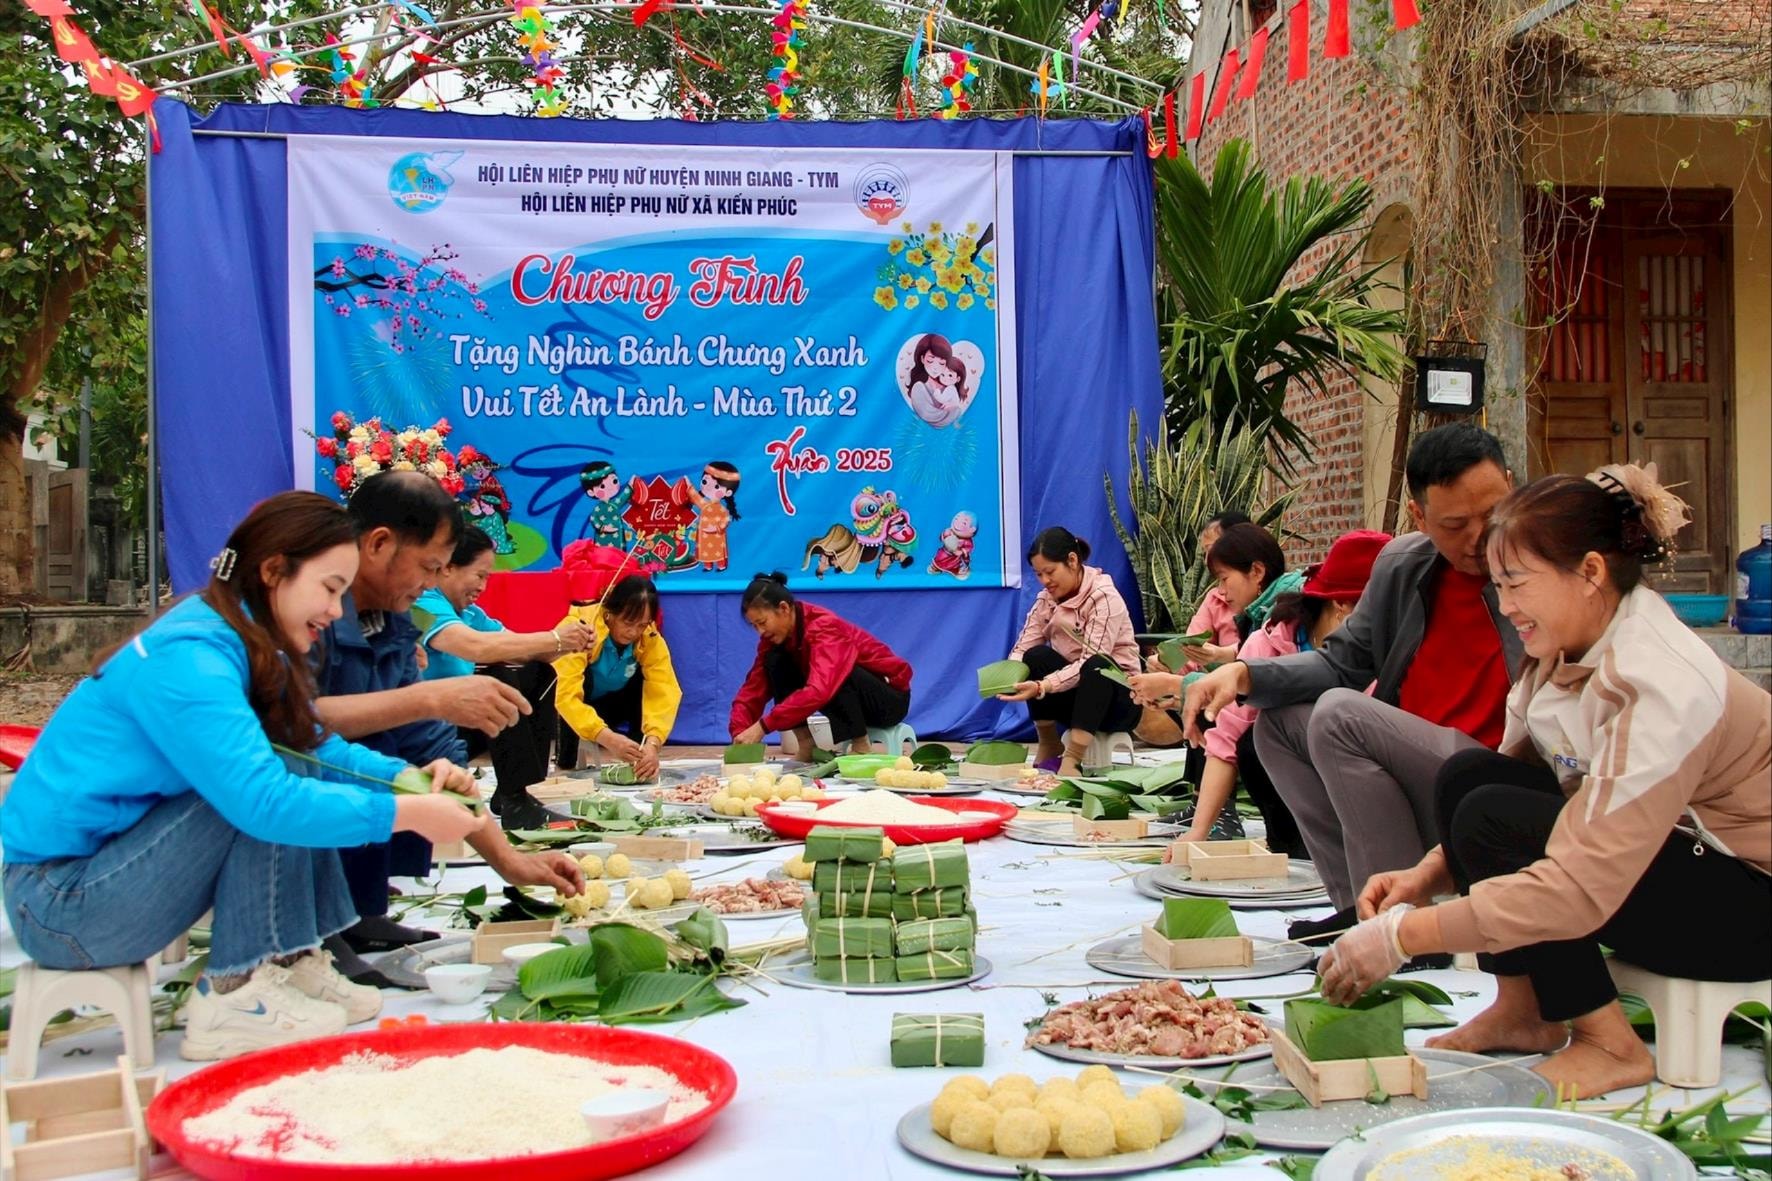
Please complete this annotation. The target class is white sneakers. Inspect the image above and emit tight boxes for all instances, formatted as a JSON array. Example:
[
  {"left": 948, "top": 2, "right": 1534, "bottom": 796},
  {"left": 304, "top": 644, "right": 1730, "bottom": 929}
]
[
  {"left": 285, "top": 949, "right": 384, "bottom": 1024},
  {"left": 179, "top": 952, "right": 382, "bottom": 1062}
]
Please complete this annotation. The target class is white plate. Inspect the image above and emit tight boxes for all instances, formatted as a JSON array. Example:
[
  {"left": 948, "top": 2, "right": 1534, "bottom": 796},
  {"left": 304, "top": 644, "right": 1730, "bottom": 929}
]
[
  {"left": 771, "top": 952, "right": 992, "bottom": 994},
  {"left": 895, "top": 1093, "right": 1226, "bottom": 1176},
  {"left": 1029, "top": 1036, "right": 1274, "bottom": 1071},
  {"left": 1085, "top": 934, "right": 1316, "bottom": 982},
  {"left": 1314, "top": 1106, "right": 1695, "bottom": 1179}
]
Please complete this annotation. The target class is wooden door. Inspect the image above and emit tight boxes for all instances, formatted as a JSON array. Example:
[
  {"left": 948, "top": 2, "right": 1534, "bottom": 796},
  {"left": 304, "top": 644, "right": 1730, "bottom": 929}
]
[
  {"left": 45, "top": 468, "right": 88, "bottom": 602},
  {"left": 1623, "top": 232, "right": 1731, "bottom": 592},
  {"left": 1529, "top": 192, "right": 1734, "bottom": 592}
]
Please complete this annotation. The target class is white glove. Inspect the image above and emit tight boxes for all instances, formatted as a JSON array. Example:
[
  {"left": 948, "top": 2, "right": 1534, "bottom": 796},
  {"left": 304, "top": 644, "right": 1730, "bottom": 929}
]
[{"left": 1319, "top": 903, "right": 1413, "bottom": 1006}]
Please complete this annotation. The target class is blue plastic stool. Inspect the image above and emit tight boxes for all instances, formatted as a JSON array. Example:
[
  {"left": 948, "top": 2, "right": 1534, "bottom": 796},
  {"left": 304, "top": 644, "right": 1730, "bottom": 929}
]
[{"left": 868, "top": 723, "right": 918, "bottom": 755}]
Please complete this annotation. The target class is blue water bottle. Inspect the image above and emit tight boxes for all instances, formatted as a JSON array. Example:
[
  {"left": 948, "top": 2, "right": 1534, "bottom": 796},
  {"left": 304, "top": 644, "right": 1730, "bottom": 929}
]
[{"left": 1735, "top": 523, "right": 1772, "bottom": 635}]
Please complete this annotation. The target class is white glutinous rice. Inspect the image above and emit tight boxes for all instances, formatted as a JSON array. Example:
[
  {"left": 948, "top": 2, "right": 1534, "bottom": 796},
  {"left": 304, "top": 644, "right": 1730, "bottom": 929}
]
[
  {"left": 181, "top": 1046, "right": 710, "bottom": 1163},
  {"left": 811, "top": 789, "right": 970, "bottom": 825}
]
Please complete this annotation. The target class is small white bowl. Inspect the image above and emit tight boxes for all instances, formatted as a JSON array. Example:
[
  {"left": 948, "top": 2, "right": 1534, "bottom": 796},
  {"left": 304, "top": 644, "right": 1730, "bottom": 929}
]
[
  {"left": 569, "top": 841, "right": 617, "bottom": 859},
  {"left": 502, "top": 941, "right": 564, "bottom": 968},
  {"left": 423, "top": 963, "right": 492, "bottom": 1004},
  {"left": 580, "top": 1089, "right": 670, "bottom": 1139}
]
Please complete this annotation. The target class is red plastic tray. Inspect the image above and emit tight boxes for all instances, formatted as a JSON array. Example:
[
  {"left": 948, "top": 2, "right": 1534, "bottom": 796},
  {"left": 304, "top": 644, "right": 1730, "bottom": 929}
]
[
  {"left": 757, "top": 795, "right": 1017, "bottom": 845},
  {"left": 0, "top": 723, "right": 40, "bottom": 771},
  {"left": 146, "top": 1022, "right": 737, "bottom": 1180}
]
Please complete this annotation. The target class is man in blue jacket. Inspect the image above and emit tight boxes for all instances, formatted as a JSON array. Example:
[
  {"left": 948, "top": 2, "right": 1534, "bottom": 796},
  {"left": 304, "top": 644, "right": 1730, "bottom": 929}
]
[{"left": 314, "top": 472, "right": 549, "bottom": 985}]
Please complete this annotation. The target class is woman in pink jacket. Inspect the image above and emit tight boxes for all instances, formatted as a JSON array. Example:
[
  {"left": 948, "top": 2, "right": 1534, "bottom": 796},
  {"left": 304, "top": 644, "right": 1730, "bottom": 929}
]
[
  {"left": 1138, "top": 529, "right": 1390, "bottom": 858},
  {"left": 999, "top": 528, "right": 1142, "bottom": 776}
]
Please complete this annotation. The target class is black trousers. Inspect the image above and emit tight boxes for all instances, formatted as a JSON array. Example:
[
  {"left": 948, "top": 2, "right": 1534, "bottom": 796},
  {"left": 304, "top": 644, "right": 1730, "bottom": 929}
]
[
  {"left": 461, "top": 662, "right": 556, "bottom": 799},
  {"left": 1437, "top": 748, "right": 1772, "bottom": 1022},
  {"left": 762, "top": 648, "right": 908, "bottom": 744},
  {"left": 340, "top": 833, "right": 432, "bottom": 919},
  {"left": 1236, "top": 726, "right": 1305, "bottom": 858},
  {"left": 1021, "top": 645, "right": 1141, "bottom": 737},
  {"left": 555, "top": 674, "right": 645, "bottom": 770}
]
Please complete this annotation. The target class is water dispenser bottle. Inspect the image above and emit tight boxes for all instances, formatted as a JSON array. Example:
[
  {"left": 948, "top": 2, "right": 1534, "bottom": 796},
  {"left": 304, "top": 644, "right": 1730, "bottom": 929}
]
[{"left": 1736, "top": 524, "right": 1772, "bottom": 635}]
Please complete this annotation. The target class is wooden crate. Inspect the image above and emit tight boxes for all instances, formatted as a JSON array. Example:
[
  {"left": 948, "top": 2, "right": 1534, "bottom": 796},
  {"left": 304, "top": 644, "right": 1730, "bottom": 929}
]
[
  {"left": 470, "top": 918, "right": 561, "bottom": 965},
  {"left": 1, "top": 1057, "right": 162, "bottom": 1181},
  {"left": 530, "top": 776, "right": 594, "bottom": 804},
  {"left": 609, "top": 834, "right": 702, "bottom": 860},
  {"left": 1173, "top": 838, "right": 1288, "bottom": 881},
  {"left": 1268, "top": 1027, "right": 1429, "bottom": 1108},
  {"left": 1140, "top": 924, "right": 1253, "bottom": 969},
  {"left": 1073, "top": 815, "right": 1150, "bottom": 841},
  {"left": 957, "top": 761, "right": 1028, "bottom": 782}
]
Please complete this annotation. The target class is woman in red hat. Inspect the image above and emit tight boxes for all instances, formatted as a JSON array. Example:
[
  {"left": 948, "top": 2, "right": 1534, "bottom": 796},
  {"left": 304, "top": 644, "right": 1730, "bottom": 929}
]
[{"left": 1134, "top": 529, "right": 1391, "bottom": 857}]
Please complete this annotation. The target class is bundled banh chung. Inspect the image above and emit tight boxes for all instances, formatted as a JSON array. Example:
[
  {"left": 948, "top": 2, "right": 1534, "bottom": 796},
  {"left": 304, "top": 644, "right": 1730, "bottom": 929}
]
[
  {"left": 804, "top": 826, "right": 898, "bottom": 981},
  {"left": 890, "top": 839, "right": 977, "bottom": 980}
]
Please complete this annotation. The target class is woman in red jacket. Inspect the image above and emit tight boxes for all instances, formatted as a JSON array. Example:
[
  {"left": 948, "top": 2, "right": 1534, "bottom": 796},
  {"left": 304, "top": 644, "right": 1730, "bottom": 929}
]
[{"left": 729, "top": 572, "right": 914, "bottom": 756}]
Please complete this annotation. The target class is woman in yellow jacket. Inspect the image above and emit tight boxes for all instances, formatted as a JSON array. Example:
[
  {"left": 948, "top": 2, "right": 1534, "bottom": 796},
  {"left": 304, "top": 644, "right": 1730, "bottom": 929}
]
[{"left": 553, "top": 576, "right": 682, "bottom": 780}]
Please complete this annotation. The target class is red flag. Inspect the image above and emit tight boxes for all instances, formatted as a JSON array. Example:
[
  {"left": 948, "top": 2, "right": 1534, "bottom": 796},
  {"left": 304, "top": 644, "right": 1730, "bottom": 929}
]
[
  {"left": 49, "top": 16, "right": 97, "bottom": 63},
  {"left": 110, "top": 67, "right": 157, "bottom": 117},
  {"left": 1207, "top": 49, "right": 1239, "bottom": 121},
  {"left": 1287, "top": 0, "right": 1310, "bottom": 81},
  {"left": 1325, "top": 0, "right": 1350, "bottom": 57},
  {"left": 633, "top": 0, "right": 668, "bottom": 25},
  {"left": 1142, "top": 106, "right": 1159, "bottom": 157},
  {"left": 1185, "top": 71, "right": 1205, "bottom": 139},
  {"left": 1237, "top": 27, "right": 1268, "bottom": 99},
  {"left": 22, "top": 0, "right": 73, "bottom": 15},
  {"left": 1392, "top": 0, "right": 1421, "bottom": 29},
  {"left": 235, "top": 32, "right": 272, "bottom": 77},
  {"left": 82, "top": 58, "right": 120, "bottom": 96},
  {"left": 1164, "top": 88, "right": 1179, "bottom": 156}
]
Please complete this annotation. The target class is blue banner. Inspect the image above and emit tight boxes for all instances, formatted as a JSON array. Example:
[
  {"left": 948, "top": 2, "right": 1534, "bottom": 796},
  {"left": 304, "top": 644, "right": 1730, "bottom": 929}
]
[{"left": 288, "top": 137, "right": 1021, "bottom": 590}]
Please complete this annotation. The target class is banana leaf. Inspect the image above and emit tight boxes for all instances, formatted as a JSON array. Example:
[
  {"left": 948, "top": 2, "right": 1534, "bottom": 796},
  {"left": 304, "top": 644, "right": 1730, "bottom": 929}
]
[
  {"left": 1155, "top": 897, "right": 1239, "bottom": 940},
  {"left": 977, "top": 659, "right": 1029, "bottom": 699},
  {"left": 505, "top": 827, "right": 596, "bottom": 845},
  {"left": 911, "top": 743, "right": 957, "bottom": 769},
  {"left": 1097, "top": 666, "right": 1134, "bottom": 688},
  {"left": 1285, "top": 996, "right": 1407, "bottom": 1062},
  {"left": 517, "top": 944, "right": 601, "bottom": 1001},
  {"left": 1081, "top": 793, "right": 1131, "bottom": 820},
  {"left": 1041, "top": 782, "right": 1082, "bottom": 804},
  {"left": 502, "top": 885, "right": 563, "bottom": 918},
  {"left": 724, "top": 742, "right": 766, "bottom": 764},
  {"left": 964, "top": 739, "right": 1029, "bottom": 766},
  {"left": 1156, "top": 633, "right": 1217, "bottom": 671},
  {"left": 591, "top": 922, "right": 669, "bottom": 983},
  {"left": 599, "top": 971, "right": 745, "bottom": 1024},
  {"left": 806, "top": 758, "right": 840, "bottom": 779},
  {"left": 1076, "top": 779, "right": 1133, "bottom": 800},
  {"left": 598, "top": 764, "right": 654, "bottom": 786},
  {"left": 1130, "top": 794, "right": 1192, "bottom": 816},
  {"left": 675, "top": 908, "right": 729, "bottom": 964},
  {"left": 1363, "top": 978, "right": 1452, "bottom": 1005},
  {"left": 1398, "top": 995, "right": 1456, "bottom": 1029}
]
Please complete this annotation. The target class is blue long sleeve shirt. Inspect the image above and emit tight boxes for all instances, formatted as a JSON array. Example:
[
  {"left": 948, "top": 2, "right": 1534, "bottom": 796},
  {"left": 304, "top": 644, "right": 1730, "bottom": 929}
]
[{"left": 1, "top": 597, "right": 402, "bottom": 864}]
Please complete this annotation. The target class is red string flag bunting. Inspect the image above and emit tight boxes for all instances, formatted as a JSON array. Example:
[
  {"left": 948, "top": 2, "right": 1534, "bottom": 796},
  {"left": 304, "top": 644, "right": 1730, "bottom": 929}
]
[
  {"left": 765, "top": 0, "right": 806, "bottom": 119},
  {"left": 1236, "top": 26, "right": 1267, "bottom": 99},
  {"left": 1206, "top": 48, "right": 1239, "bottom": 122},
  {"left": 25, "top": 0, "right": 158, "bottom": 143},
  {"left": 1287, "top": 0, "right": 1310, "bottom": 81},
  {"left": 1325, "top": 0, "right": 1350, "bottom": 57},
  {"left": 1185, "top": 70, "right": 1205, "bottom": 139}
]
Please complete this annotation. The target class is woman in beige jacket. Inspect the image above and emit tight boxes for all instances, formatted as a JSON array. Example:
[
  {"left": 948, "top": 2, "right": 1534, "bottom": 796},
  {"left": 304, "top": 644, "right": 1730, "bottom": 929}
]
[{"left": 1320, "top": 464, "right": 1771, "bottom": 1099}]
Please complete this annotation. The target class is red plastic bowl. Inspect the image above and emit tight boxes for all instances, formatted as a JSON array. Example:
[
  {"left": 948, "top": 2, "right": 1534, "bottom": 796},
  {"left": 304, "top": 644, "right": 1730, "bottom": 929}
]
[
  {"left": 0, "top": 723, "right": 41, "bottom": 771},
  {"left": 757, "top": 795, "right": 1017, "bottom": 845},
  {"left": 146, "top": 1022, "right": 737, "bottom": 1180}
]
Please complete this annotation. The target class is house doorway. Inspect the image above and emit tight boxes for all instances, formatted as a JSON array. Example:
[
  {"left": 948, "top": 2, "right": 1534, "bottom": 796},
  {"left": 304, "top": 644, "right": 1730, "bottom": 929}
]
[{"left": 1527, "top": 189, "right": 1735, "bottom": 592}]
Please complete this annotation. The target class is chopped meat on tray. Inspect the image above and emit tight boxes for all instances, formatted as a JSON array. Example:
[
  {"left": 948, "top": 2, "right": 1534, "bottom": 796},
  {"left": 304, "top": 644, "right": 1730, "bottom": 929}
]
[
  {"left": 1025, "top": 979, "right": 1270, "bottom": 1058},
  {"left": 688, "top": 877, "right": 807, "bottom": 915}
]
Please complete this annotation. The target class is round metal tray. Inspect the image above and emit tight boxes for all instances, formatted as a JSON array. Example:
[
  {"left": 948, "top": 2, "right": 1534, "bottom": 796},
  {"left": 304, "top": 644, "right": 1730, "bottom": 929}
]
[
  {"left": 895, "top": 1093, "right": 1226, "bottom": 1176},
  {"left": 771, "top": 952, "right": 992, "bottom": 995},
  {"left": 1314, "top": 1105, "right": 1696, "bottom": 1179},
  {"left": 1029, "top": 1036, "right": 1274, "bottom": 1071},
  {"left": 1132, "top": 868, "right": 1331, "bottom": 910},
  {"left": 1084, "top": 933, "right": 1315, "bottom": 982}
]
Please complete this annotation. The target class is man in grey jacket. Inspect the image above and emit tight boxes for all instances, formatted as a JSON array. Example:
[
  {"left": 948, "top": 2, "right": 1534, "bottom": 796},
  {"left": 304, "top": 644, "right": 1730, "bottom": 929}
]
[{"left": 1183, "top": 424, "right": 1524, "bottom": 933}]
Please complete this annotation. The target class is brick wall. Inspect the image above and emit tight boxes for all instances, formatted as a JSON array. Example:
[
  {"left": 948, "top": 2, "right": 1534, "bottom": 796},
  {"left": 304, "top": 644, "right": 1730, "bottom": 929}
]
[{"left": 1185, "top": 2, "right": 1418, "bottom": 563}]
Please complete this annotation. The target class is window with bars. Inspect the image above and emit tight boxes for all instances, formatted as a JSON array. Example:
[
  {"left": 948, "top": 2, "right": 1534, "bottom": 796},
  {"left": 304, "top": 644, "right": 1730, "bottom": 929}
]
[
  {"left": 1638, "top": 253, "right": 1708, "bottom": 383},
  {"left": 1542, "top": 231, "right": 1613, "bottom": 385}
]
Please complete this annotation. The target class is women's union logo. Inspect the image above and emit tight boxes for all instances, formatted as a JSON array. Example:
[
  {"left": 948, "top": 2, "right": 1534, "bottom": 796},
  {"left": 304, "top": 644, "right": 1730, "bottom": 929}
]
[{"left": 388, "top": 150, "right": 462, "bottom": 214}]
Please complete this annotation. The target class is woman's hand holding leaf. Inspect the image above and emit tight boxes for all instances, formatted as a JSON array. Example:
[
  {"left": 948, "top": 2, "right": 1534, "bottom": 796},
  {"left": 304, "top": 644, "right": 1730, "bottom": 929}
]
[
  {"left": 1128, "top": 671, "right": 1182, "bottom": 707},
  {"left": 1320, "top": 905, "right": 1413, "bottom": 1005},
  {"left": 394, "top": 793, "right": 483, "bottom": 844},
  {"left": 733, "top": 722, "right": 765, "bottom": 745},
  {"left": 419, "top": 758, "right": 480, "bottom": 802},
  {"left": 996, "top": 681, "right": 1042, "bottom": 702}
]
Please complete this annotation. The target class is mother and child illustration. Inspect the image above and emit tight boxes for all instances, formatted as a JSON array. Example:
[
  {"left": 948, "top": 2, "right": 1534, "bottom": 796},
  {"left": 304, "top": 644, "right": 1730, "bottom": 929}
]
[
  {"left": 577, "top": 456, "right": 742, "bottom": 574},
  {"left": 899, "top": 332, "right": 984, "bottom": 429}
]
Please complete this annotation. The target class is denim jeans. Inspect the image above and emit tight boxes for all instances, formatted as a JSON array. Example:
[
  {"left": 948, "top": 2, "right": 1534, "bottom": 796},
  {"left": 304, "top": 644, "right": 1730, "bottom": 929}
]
[{"left": 3, "top": 793, "right": 358, "bottom": 976}]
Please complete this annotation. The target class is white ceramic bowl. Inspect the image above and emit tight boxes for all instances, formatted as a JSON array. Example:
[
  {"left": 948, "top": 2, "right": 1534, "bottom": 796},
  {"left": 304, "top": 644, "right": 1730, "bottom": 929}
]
[
  {"left": 423, "top": 963, "right": 493, "bottom": 1004},
  {"left": 569, "top": 841, "right": 617, "bottom": 859},
  {"left": 502, "top": 941, "right": 564, "bottom": 968},
  {"left": 580, "top": 1089, "right": 670, "bottom": 1140}
]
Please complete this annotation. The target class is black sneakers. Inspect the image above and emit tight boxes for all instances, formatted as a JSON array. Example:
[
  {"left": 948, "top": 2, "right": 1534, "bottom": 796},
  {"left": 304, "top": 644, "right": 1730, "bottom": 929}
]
[{"left": 490, "top": 789, "right": 555, "bottom": 832}]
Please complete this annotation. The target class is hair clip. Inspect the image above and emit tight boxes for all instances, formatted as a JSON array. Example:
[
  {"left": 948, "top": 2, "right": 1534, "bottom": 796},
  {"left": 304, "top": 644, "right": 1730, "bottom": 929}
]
[{"left": 210, "top": 547, "right": 239, "bottom": 582}]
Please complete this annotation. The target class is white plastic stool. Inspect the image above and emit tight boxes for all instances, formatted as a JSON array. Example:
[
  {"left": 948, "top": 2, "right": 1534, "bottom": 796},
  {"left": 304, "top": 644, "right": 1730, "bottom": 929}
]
[
  {"left": 5, "top": 961, "right": 156, "bottom": 1081},
  {"left": 1079, "top": 731, "right": 1135, "bottom": 772},
  {"left": 868, "top": 723, "right": 918, "bottom": 755},
  {"left": 1607, "top": 958, "right": 1772, "bottom": 1088},
  {"left": 783, "top": 715, "right": 835, "bottom": 759}
]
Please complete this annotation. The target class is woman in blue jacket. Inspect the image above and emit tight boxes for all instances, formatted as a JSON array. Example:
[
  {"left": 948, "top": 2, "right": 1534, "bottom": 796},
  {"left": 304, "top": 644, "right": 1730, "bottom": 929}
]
[{"left": 1, "top": 493, "right": 489, "bottom": 1061}]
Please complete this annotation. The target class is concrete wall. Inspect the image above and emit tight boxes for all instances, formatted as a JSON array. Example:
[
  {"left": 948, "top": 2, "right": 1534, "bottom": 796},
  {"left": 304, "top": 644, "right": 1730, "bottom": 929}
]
[
  {"left": 0, "top": 606, "right": 150, "bottom": 676},
  {"left": 1520, "top": 114, "right": 1772, "bottom": 554}
]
